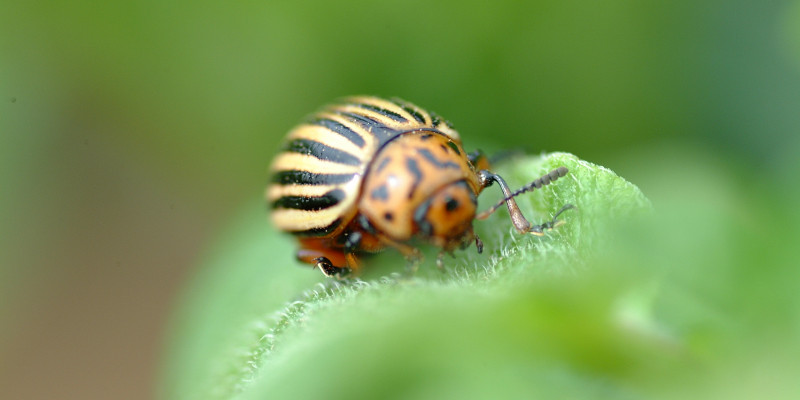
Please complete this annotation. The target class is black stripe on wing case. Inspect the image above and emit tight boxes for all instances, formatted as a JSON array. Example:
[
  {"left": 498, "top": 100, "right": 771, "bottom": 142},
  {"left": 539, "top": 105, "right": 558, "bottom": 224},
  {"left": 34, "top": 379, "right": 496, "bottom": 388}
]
[
  {"left": 429, "top": 111, "right": 442, "bottom": 126},
  {"left": 272, "top": 188, "right": 346, "bottom": 211},
  {"left": 389, "top": 99, "right": 426, "bottom": 123},
  {"left": 336, "top": 111, "right": 399, "bottom": 144},
  {"left": 283, "top": 139, "right": 361, "bottom": 166},
  {"left": 309, "top": 118, "right": 366, "bottom": 148},
  {"left": 352, "top": 102, "right": 408, "bottom": 122},
  {"left": 290, "top": 218, "right": 342, "bottom": 237},
  {"left": 272, "top": 170, "right": 356, "bottom": 185}
]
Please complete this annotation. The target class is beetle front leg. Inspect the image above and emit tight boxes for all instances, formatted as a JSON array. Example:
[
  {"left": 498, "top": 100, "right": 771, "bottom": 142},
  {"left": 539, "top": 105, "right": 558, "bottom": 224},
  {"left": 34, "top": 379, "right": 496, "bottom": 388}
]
[
  {"left": 377, "top": 234, "right": 422, "bottom": 275},
  {"left": 296, "top": 239, "right": 355, "bottom": 278},
  {"left": 476, "top": 167, "right": 572, "bottom": 235},
  {"left": 528, "top": 204, "right": 576, "bottom": 236},
  {"left": 312, "top": 257, "right": 352, "bottom": 278}
]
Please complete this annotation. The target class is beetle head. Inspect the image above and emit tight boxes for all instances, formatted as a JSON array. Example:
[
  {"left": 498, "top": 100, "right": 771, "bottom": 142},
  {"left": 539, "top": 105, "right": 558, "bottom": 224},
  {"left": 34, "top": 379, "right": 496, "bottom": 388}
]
[{"left": 414, "top": 180, "right": 478, "bottom": 251}]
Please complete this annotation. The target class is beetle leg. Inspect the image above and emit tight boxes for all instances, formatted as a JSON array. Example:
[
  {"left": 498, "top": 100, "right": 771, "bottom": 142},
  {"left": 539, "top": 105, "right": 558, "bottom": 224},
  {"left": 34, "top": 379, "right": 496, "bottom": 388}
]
[
  {"left": 435, "top": 250, "right": 446, "bottom": 271},
  {"left": 377, "top": 234, "right": 422, "bottom": 274},
  {"left": 475, "top": 170, "right": 531, "bottom": 233},
  {"left": 344, "top": 253, "right": 361, "bottom": 274},
  {"left": 312, "top": 257, "right": 351, "bottom": 278},
  {"left": 377, "top": 235, "right": 420, "bottom": 260},
  {"left": 296, "top": 239, "right": 355, "bottom": 278},
  {"left": 403, "top": 246, "right": 422, "bottom": 275},
  {"left": 528, "top": 204, "right": 577, "bottom": 236},
  {"left": 339, "top": 232, "right": 365, "bottom": 276},
  {"left": 476, "top": 167, "right": 571, "bottom": 235},
  {"left": 343, "top": 231, "right": 362, "bottom": 253}
]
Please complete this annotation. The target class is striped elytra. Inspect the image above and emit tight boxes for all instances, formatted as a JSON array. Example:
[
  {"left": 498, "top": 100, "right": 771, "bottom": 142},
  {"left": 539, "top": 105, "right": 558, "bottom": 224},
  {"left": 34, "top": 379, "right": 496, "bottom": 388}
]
[
  {"left": 267, "top": 96, "right": 572, "bottom": 278},
  {"left": 268, "top": 96, "right": 459, "bottom": 236}
]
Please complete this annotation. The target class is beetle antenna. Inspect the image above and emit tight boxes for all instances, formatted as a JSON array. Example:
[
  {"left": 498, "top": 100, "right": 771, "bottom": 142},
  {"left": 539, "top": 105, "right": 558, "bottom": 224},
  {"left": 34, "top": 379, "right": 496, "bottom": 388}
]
[{"left": 475, "top": 167, "right": 569, "bottom": 234}]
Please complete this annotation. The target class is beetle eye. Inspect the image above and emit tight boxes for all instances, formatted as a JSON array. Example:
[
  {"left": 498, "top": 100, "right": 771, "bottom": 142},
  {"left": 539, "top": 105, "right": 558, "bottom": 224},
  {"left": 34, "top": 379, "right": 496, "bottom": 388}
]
[
  {"left": 414, "top": 180, "right": 477, "bottom": 246},
  {"left": 445, "top": 197, "right": 460, "bottom": 212}
]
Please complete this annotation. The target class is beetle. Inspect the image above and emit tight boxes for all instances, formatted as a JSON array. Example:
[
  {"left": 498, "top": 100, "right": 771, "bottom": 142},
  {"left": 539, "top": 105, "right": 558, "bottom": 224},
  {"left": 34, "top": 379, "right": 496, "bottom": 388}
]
[{"left": 267, "top": 96, "right": 573, "bottom": 277}]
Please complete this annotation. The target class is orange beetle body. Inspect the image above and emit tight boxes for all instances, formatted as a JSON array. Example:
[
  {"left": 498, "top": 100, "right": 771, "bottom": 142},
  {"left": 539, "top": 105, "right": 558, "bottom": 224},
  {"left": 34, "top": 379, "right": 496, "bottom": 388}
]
[{"left": 267, "top": 96, "right": 570, "bottom": 277}]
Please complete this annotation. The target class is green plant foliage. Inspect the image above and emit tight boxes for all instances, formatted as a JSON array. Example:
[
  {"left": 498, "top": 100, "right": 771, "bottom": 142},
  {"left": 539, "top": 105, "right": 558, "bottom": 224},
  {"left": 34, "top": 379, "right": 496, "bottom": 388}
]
[{"left": 161, "top": 152, "right": 800, "bottom": 399}]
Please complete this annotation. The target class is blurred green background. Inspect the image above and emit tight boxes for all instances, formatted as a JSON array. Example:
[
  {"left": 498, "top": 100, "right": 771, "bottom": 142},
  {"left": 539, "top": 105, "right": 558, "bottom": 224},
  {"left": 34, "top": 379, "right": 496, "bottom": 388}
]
[{"left": 2, "top": 0, "right": 799, "bottom": 399}]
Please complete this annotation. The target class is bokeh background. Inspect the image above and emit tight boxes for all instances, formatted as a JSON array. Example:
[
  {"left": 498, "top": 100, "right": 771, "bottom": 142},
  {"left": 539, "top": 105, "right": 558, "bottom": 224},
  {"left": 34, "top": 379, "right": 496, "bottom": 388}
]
[{"left": 2, "top": 1, "right": 800, "bottom": 399}]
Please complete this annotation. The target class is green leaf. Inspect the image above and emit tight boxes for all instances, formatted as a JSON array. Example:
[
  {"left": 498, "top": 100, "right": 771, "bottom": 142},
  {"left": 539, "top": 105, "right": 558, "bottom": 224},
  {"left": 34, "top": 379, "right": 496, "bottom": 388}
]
[
  {"left": 161, "top": 152, "right": 657, "bottom": 399},
  {"left": 164, "top": 151, "right": 800, "bottom": 399}
]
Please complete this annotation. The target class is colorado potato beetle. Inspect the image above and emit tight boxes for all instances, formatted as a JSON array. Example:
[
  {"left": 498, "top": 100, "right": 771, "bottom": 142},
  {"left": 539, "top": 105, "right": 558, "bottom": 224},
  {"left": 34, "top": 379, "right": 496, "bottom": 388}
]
[{"left": 267, "top": 96, "right": 573, "bottom": 277}]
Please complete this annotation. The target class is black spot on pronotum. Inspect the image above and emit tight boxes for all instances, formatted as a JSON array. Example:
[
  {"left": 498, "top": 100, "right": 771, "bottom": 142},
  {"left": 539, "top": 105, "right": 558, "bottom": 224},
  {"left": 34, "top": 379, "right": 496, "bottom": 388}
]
[
  {"left": 420, "top": 133, "right": 434, "bottom": 141},
  {"left": 283, "top": 139, "right": 361, "bottom": 166},
  {"left": 272, "top": 189, "right": 346, "bottom": 211},
  {"left": 445, "top": 197, "right": 460, "bottom": 212},
  {"left": 370, "top": 185, "right": 389, "bottom": 201},
  {"left": 417, "top": 148, "right": 460, "bottom": 169},
  {"left": 375, "top": 156, "right": 391, "bottom": 173},
  {"left": 406, "top": 157, "right": 423, "bottom": 199},
  {"left": 384, "top": 212, "right": 394, "bottom": 221}
]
